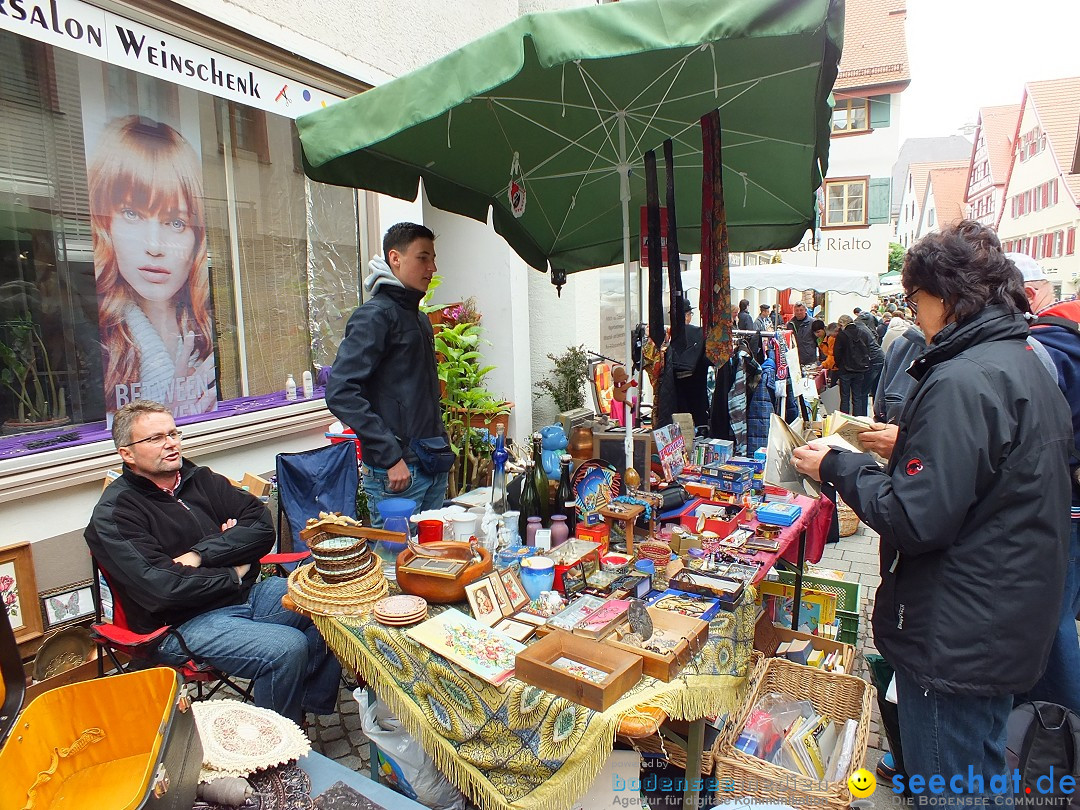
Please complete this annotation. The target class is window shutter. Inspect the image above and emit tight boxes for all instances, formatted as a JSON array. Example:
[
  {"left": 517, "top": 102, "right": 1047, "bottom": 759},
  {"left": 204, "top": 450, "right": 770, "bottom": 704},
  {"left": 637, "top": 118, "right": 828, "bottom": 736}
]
[
  {"left": 1067, "top": 228, "right": 1076, "bottom": 256},
  {"left": 868, "top": 177, "right": 890, "bottom": 224},
  {"left": 869, "top": 95, "right": 891, "bottom": 128}
]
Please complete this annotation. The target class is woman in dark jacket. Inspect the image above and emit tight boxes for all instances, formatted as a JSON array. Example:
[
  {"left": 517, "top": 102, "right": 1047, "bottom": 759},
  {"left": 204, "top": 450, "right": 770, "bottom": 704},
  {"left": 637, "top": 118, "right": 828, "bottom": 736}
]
[{"left": 793, "top": 221, "right": 1072, "bottom": 803}]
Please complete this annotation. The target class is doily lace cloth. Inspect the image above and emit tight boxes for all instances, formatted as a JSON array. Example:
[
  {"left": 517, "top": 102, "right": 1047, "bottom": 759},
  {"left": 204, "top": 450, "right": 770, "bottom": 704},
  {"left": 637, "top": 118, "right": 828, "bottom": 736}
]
[{"left": 193, "top": 702, "right": 311, "bottom": 782}]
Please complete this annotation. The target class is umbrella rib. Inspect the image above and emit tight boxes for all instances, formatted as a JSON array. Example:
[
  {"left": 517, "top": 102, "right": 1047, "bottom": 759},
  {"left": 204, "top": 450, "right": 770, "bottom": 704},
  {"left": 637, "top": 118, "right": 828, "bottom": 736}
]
[
  {"left": 624, "top": 56, "right": 693, "bottom": 158},
  {"left": 574, "top": 64, "right": 623, "bottom": 167},
  {"left": 624, "top": 111, "right": 812, "bottom": 150},
  {"left": 625, "top": 61, "right": 822, "bottom": 118},
  {"left": 478, "top": 95, "right": 618, "bottom": 115},
  {"left": 488, "top": 99, "right": 617, "bottom": 173}
]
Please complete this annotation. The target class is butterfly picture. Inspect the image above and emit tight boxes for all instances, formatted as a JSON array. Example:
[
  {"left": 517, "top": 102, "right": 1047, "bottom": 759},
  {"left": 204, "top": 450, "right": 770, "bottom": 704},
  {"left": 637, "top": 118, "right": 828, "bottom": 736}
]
[{"left": 41, "top": 581, "right": 93, "bottom": 629}]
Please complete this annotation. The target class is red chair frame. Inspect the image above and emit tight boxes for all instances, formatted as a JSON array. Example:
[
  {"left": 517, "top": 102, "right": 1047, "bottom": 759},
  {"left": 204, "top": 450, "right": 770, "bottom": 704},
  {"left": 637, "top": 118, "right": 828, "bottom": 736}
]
[{"left": 89, "top": 558, "right": 257, "bottom": 702}]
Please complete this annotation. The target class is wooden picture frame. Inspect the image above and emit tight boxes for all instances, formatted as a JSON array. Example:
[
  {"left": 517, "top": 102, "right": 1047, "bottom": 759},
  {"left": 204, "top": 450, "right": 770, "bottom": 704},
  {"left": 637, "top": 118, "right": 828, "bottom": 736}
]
[
  {"left": 464, "top": 578, "right": 504, "bottom": 627},
  {"left": 493, "top": 617, "right": 535, "bottom": 642},
  {"left": 39, "top": 579, "right": 95, "bottom": 632},
  {"left": 497, "top": 569, "right": 529, "bottom": 611},
  {"left": 487, "top": 572, "right": 513, "bottom": 614},
  {"left": 0, "top": 541, "right": 43, "bottom": 643}
]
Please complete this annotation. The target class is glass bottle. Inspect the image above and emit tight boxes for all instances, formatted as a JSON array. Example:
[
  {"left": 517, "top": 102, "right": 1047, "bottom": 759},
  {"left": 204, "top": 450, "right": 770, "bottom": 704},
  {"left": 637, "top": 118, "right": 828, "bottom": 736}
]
[
  {"left": 531, "top": 433, "right": 551, "bottom": 525},
  {"left": 555, "top": 454, "right": 576, "bottom": 535},
  {"left": 490, "top": 423, "right": 508, "bottom": 514},
  {"left": 519, "top": 459, "right": 542, "bottom": 539}
]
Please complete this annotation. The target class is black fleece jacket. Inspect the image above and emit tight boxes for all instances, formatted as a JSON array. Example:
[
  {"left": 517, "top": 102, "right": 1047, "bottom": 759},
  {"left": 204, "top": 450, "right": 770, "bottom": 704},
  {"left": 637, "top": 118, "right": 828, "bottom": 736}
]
[
  {"left": 85, "top": 460, "right": 274, "bottom": 634},
  {"left": 821, "top": 307, "right": 1072, "bottom": 696}
]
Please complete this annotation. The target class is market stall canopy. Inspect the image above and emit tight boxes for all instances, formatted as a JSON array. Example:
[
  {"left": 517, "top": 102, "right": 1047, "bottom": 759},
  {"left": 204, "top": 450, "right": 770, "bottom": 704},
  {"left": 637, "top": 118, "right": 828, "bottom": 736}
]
[
  {"left": 297, "top": 0, "right": 843, "bottom": 274},
  {"left": 730, "top": 262, "right": 877, "bottom": 296}
]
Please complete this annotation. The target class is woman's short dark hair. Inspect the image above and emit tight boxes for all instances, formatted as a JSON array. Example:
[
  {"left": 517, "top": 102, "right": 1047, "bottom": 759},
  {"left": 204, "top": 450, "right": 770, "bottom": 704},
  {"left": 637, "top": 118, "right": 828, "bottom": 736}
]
[
  {"left": 903, "top": 220, "right": 1028, "bottom": 323},
  {"left": 810, "top": 319, "right": 826, "bottom": 332}
]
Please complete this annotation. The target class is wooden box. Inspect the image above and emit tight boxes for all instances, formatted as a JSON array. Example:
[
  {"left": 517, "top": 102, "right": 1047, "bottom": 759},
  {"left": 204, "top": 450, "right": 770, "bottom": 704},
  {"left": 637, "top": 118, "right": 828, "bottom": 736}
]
[
  {"left": 770, "top": 625, "right": 855, "bottom": 674},
  {"left": 604, "top": 607, "right": 709, "bottom": 682},
  {"left": 515, "top": 630, "right": 642, "bottom": 712}
]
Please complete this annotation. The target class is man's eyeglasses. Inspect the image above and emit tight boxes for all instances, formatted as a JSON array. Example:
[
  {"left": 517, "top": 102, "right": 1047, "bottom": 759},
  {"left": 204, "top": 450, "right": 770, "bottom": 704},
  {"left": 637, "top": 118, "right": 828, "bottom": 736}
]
[
  {"left": 904, "top": 288, "right": 921, "bottom": 314},
  {"left": 124, "top": 430, "right": 182, "bottom": 448}
]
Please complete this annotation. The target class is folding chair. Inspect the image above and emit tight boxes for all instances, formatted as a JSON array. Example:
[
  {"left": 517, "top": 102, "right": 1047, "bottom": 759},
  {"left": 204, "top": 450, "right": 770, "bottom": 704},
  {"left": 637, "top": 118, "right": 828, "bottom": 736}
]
[
  {"left": 276, "top": 442, "right": 360, "bottom": 555},
  {"left": 89, "top": 558, "right": 254, "bottom": 702}
]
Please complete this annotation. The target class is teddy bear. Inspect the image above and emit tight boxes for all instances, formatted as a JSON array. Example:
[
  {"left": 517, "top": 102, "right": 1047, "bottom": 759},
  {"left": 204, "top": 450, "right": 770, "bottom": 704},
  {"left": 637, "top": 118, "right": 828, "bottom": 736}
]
[{"left": 539, "top": 423, "right": 568, "bottom": 480}]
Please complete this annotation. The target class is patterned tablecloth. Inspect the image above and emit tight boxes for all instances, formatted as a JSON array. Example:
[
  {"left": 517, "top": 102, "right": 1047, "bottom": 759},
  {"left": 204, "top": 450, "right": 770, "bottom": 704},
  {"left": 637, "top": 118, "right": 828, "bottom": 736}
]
[{"left": 314, "top": 591, "right": 757, "bottom": 810}]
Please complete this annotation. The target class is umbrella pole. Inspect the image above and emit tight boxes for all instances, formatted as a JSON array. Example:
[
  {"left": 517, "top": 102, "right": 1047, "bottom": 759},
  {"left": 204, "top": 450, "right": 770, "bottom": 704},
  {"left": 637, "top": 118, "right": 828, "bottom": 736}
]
[{"left": 618, "top": 113, "right": 634, "bottom": 481}]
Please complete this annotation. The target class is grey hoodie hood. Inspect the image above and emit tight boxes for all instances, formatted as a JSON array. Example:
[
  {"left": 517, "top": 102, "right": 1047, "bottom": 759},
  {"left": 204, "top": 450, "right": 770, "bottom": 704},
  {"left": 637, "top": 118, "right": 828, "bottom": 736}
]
[{"left": 364, "top": 255, "right": 405, "bottom": 295}]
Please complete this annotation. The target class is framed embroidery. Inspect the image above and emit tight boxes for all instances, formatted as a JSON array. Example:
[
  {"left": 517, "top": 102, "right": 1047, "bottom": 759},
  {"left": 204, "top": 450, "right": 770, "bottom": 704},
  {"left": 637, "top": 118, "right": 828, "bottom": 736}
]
[
  {"left": 0, "top": 541, "right": 42, "bottom": 643},
  {"left": 39, "top": 579, "right": 95, "bottom": 632},
  {"left": 406, "top": 608, "right": 524, "bottom": 685}
]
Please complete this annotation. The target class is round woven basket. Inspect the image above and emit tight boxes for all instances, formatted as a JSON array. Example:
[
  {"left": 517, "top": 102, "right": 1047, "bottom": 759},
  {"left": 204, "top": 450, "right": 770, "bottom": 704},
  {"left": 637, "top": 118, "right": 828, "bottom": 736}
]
[
  {"left": 837, "top": 499, "right": 860, "bottom": 537},
  {"left": 307, "top": 531, "right": 372, "bottom": 583},
  {"left": 287, "top": 562, "right": 388, "bottom": 617},
  {"left": 714, "top": 656, "right": 875, "bottom": 810}
]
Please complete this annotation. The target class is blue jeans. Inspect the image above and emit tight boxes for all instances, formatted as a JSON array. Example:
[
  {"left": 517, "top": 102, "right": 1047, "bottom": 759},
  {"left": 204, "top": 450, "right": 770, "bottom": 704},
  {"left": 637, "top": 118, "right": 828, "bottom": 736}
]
[
  {"left": 838, "top": 371, "right": 867, "bottom": 416},
  {"left": 1017, "top": 520, "right": 1080, "bottom": 712},
  {"left": 895, "top": 668, "right": 1014, "bottom": 807},
  {"left": 154, "top": 576, "right": 341, "bottom": 722},
  {"left": 363, "top": 462, "right": 448, "bottom": 528}
]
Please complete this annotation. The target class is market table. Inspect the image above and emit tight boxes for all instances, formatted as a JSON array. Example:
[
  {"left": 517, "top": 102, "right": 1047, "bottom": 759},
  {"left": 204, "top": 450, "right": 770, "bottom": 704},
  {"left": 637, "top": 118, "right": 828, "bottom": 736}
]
[
  {"left": 662, "top": 493, "right": 835, "bottom": 627},
  {"left": 304, "top": 590, "right": 757, "bottom": 810}
]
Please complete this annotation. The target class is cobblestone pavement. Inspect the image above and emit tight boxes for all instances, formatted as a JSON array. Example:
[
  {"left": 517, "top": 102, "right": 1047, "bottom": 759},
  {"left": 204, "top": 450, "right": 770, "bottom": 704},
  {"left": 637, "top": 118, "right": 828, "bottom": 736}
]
[{"left": 225, "top": 522, "right": 903, "bottom": 807}]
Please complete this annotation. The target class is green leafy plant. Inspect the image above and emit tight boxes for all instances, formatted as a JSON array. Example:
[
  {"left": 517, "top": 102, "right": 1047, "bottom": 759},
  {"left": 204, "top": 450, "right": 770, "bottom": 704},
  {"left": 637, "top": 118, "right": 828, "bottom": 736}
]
[
  {"left": 533, "top": 344, "right": 589, "bottom": 412},
  {"left": 435, "top": 320, "right": 508, "bottom": 495},
  {"left": 0, "top": 317, "right": 66, "bottom": 425}
]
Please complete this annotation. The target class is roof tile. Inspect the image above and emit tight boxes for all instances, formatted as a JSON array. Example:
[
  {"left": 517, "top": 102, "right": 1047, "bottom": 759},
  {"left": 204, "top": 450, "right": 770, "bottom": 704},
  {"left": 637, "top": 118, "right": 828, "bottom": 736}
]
[{"left": 834, "top": 0, "right": 910, "bottom": 91}]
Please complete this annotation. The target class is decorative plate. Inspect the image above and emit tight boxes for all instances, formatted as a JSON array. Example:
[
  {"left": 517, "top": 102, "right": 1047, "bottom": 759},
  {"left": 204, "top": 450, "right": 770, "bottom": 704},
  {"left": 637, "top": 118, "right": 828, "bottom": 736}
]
[
  {"left": 570, "top": 459, "right": 622, "bottom": 522},
  {"left": 374, "top": 594, "right": 427, "bottom": 618}
]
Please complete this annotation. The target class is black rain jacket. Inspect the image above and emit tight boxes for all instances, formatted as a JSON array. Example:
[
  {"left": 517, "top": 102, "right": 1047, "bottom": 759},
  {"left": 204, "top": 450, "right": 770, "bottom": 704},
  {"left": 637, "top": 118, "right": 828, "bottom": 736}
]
[
  {"left": 325, "top": 285, "right": 445, "bottom": 470},
  {"left": 85, "top": 460, "right": 274, "bottom": 634},
  {"left": 820, "top": 306, "right": 1072, "bottom": 696}
]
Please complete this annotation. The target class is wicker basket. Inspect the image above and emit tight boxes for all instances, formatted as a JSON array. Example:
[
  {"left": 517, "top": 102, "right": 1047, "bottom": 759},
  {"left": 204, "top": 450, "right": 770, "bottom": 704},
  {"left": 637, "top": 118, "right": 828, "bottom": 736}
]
[
  {"left": 616, "top": 653, "right": 765, "bottom": 775},
  {"left": 714, "top": 657, "right": 875, "bottom": 810},
  {"left": 837, "top": 499, "right": 860, "bottom": 537}
]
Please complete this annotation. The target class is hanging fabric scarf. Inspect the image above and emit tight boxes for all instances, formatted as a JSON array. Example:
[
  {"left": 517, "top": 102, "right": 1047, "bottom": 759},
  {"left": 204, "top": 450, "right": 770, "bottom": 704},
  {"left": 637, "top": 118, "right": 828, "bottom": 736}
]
[
  {"left": 644, "top": 150, "right": 665, "bottom": 351},
  {"left": 700, "top": 110, "right": 733, "bottom": 366},
  {"left": 728, "top": 357, "right": 747, "bottom": 455},
  {"left": 772, "top": 337, "right": 789, "bottom": 381},
  {"left": 664, "top": 140, "right": 685, "bottom": 347}
]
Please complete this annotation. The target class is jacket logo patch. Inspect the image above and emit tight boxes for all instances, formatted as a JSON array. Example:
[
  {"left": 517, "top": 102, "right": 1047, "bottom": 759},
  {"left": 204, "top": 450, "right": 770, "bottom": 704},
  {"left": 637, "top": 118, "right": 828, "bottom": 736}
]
[{"left": 905, "top": 458, "right": 923, "bottom": 476}]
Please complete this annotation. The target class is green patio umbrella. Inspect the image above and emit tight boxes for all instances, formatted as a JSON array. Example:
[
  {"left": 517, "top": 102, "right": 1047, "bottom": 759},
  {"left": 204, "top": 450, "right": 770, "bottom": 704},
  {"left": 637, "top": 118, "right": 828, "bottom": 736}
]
[{"left": 297, "top": 0, "right": 842, "bottom": 470}]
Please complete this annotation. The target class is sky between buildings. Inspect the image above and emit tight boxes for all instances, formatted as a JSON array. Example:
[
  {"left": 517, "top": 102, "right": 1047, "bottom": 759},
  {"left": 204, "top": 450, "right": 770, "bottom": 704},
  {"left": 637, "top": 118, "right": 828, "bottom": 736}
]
[{"left": 901, "top": 0, "right": 1080, "bottom": 141}]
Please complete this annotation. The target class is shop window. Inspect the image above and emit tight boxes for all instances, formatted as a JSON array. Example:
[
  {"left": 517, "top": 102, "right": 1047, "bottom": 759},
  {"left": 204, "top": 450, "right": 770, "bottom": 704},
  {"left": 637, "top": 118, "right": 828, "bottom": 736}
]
[
  {"left": 0, "top": 30, "right": 362, "bottom": 458},
  {"left": 824, "top": 179, "right": 867, "bottom": 227}
]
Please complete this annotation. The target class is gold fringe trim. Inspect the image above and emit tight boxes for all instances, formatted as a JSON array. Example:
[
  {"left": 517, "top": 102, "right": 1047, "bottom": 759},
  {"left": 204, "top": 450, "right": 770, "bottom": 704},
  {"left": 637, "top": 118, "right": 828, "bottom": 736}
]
[{"left": 316, "top": 616, "right": 751, "bottom": 810}]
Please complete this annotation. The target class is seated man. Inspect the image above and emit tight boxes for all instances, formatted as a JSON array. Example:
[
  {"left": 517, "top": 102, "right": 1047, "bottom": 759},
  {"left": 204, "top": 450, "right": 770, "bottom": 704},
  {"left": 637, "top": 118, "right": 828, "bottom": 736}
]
[{"left": 85, "top": 400, "right": 341, "bottom": 722}]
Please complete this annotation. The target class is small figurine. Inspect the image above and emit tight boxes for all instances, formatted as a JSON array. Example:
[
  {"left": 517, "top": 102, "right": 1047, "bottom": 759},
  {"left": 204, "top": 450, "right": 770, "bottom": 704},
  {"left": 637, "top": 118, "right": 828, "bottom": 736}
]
[{"left": 611, "top": 366, "right": 638, "bottom": 428}]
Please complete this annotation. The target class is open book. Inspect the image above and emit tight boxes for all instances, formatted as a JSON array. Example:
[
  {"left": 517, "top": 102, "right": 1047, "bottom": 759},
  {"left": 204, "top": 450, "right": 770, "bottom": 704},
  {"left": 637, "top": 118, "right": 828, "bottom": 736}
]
[
  {"left": 764, "top": 414, "right": 860, "bottom": 498},
  {"left": 823, "top": 412, "right": 886, "bottom": 463}
]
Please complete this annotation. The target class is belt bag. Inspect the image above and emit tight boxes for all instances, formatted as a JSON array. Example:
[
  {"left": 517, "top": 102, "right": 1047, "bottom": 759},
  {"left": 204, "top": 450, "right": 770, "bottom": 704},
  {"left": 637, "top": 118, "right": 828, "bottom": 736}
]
[{"left": 409, "top": 436, "right": 456, "bottom": 475}]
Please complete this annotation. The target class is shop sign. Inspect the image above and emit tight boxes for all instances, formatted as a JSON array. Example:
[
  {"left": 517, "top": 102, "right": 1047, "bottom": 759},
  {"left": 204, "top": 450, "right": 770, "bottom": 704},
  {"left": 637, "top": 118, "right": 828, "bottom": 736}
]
[{"left": 0, "top": 0, "right": 339, "bottom": 118}]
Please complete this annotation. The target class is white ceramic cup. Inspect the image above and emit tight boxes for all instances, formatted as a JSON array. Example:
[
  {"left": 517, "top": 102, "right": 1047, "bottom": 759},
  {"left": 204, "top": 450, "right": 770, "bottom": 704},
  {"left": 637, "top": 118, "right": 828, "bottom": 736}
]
[{"left": 451, "top": 513, "right": 478, "bottom": 542}]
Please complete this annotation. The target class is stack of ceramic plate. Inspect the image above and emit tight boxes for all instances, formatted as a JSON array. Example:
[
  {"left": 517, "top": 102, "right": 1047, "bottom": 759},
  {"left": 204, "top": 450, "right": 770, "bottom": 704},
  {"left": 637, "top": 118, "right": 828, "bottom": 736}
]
[
  {"left": 374, "top": 594, "right": 428, "bottom": 627},
  {"left": 287, "top": 562, "right": 388, "bottom": 617}
]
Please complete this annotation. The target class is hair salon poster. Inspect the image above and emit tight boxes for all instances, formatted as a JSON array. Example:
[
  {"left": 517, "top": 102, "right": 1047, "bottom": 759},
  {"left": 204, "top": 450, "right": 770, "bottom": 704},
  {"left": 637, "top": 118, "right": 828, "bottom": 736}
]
[{"left": 81, "top": 70, "right": 219, "bottom": 422}]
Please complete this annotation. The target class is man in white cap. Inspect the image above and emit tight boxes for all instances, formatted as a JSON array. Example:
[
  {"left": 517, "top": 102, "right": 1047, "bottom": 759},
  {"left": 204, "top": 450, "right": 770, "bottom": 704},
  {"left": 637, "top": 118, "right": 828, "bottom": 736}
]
[{"left": 1010, "top": 252, "right": 1080, "bottom": 712}]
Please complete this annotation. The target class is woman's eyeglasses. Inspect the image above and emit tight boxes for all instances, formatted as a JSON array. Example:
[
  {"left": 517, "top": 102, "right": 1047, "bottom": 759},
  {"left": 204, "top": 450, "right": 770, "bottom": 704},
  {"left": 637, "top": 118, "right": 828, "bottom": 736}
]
[
  {"left": 124, "top": 430, "right": 182, "bottom": 448},
  {"left": 904, "top": 288, "right": 921, "bottom": 314}
]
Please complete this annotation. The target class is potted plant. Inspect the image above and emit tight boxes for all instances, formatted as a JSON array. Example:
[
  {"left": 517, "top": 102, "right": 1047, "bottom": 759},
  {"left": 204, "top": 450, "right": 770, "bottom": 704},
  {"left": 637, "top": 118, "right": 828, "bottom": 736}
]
[
  {"left": 0, "top": 316, "right": 68, "bottom": 434},
  {"left": 534, "top": 344, "right": 589, "bottom": 413},
  {"left": 435, "top": 320, "right": 511, "bottom": 496}
]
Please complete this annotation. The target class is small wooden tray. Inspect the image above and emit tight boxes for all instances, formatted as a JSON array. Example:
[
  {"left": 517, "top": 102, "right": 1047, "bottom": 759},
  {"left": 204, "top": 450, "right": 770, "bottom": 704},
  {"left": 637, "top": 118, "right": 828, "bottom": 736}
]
[
  {"left": 604, "top": 607, "right": 709, "bottom": 682},
  {"left": 515, "top": 630, "right": 642, "bottom": 711}
]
